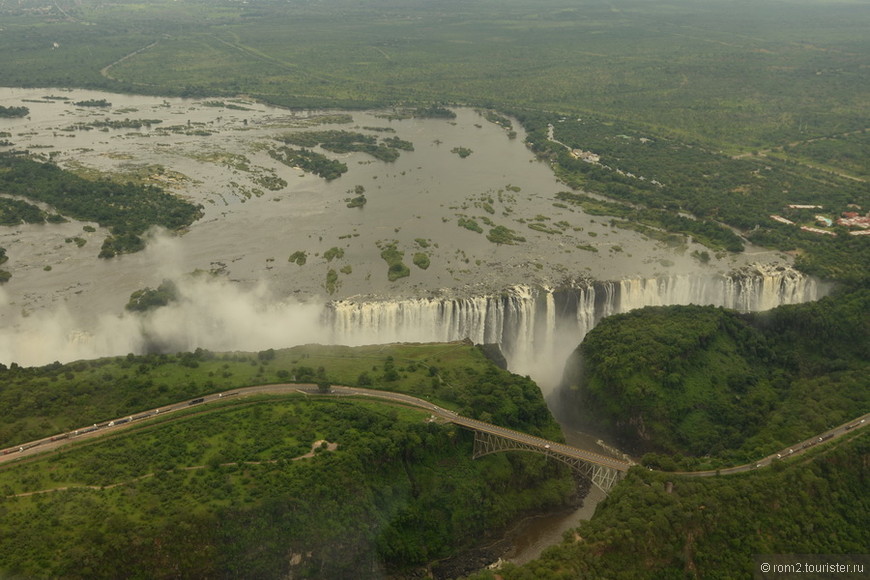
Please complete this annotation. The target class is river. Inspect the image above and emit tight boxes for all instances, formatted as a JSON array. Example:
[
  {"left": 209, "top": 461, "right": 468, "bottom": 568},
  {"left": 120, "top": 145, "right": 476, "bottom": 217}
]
[
  {"left": 497, "top": 424, "right": 624, "bottom": 566},
  {"left": 0, "top": 88, "right": 790, "bottom": 346}
]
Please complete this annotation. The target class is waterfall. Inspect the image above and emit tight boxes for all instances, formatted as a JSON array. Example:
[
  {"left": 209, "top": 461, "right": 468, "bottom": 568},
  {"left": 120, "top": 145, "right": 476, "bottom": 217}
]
[{"left": 326, "top": 266, "right": 824, "bottom": 390}]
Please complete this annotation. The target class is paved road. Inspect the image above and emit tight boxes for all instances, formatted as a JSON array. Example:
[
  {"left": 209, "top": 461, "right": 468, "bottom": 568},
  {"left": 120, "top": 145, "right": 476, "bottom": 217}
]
[
  {"left": 0, "top": 383, "right": 629, "bottom": 471},
  {"left": 330, "top": 386, "right": 631, "bottom": 472},
  {"left": 2, "top": 384, "right": 866, "bottom": 477},
  {"left": 677, "top": 413, "right": 869, "bottom": 477}
]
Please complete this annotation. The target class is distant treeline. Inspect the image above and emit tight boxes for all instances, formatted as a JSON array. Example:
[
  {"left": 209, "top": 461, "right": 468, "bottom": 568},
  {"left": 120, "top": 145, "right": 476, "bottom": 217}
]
[{"left": 0, "top": 105, "right": 28, "bottom": 118}]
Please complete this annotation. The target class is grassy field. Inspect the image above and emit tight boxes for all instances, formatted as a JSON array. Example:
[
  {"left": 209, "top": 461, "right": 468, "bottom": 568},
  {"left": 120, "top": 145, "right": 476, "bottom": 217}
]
[{"left": 0, "top": 0, "right": 867, "bottom": 153}]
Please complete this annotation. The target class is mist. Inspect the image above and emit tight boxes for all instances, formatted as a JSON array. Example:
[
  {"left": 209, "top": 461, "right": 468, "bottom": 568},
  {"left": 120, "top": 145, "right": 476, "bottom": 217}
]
[
  {"left": 0, "top": 269, "right": 574, "bottom": 392},
  {"left": 0, "top": 276, "right": 330, "bottom": 368},
  {"left": 0, "top": 227, "right": 824, "bottom": 398}
]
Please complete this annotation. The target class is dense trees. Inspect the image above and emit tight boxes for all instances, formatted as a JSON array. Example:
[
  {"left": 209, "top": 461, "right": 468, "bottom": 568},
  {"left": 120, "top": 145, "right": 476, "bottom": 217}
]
[
  {"left": 1, "top": 0, "right": 865, "bottom": 150},
  {"left": 470, "top": 430, "right": 869, "bottom": 580},
  {"left": 0, "top": 105, "right": 28, "bottom": 118},
  {"left": 412, "top": 105, "right": 456, "bottom": 119},
  {"left": 268, "top": 146, "right": 347, "bottom": 180},
  {"left": 0, "top": 343, "right": 574, "bottom": 578},
  {"left": 513, "top": 110, "right": 868, "bottom": 279},
  {"left": 0, "top": 197, "right": 58, "bottom": 225},
  {"left": 278, "top": 130, "right": 412, "bottom": 162},
  {"left": 73, "top": 99, "right": 111, "bottom": 107},
  {"left": 561, "top": 290, "right": 869, "bottom": 467},
  {"left": 125, "top": 280, "right": 179, "bottom": 312},
  {"left": 378, "top": 241, "right": 410, "bottom": 282}
]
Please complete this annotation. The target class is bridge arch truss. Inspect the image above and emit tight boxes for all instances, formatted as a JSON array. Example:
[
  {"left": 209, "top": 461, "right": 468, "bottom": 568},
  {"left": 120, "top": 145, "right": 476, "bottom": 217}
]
[{"left": 471, "top": 431, "right": 623, "bottom": 494}]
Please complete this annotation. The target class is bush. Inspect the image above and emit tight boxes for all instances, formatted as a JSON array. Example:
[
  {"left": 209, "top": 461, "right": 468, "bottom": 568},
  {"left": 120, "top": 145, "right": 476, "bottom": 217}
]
[{"left": 413, "top": 253, "right": 430, "bottom": 269}]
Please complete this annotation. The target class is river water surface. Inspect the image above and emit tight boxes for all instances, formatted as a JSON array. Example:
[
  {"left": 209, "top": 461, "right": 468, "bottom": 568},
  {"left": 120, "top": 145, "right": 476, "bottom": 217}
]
[{"left": 0, "top": 88, "right": 794, "bottom": 373}]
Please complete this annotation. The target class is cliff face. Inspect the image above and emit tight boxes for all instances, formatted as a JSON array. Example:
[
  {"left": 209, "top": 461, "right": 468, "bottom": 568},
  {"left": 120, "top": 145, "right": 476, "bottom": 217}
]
[
  {"left": 558, "top": 305, "right": 776, "bottom": 456},
  {"left": 328, "top": 266, "right": 822, "bottom": 390}
]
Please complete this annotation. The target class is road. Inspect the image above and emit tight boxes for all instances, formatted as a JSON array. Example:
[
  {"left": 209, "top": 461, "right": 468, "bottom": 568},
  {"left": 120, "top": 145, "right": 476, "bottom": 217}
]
[
  {"left": 0, "top": 383, "right": 629, "bottom": 471},
  {"left": 677, "top": 413, "right": 869, "bottom": 477},
  {"left": 2, "top": 384, "right": 867, "bottom": 477}
]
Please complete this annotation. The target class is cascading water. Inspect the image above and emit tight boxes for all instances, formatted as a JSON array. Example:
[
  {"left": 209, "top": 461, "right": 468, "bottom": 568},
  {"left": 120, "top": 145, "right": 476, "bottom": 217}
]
[{"left": 326, "top": 265, "right": 825, "bottom": 391}]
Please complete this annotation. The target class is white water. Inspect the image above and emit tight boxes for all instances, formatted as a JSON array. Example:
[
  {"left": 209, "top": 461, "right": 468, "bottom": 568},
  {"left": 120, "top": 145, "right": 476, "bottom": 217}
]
[
  {"left": 328, "top": 265, "right": 822, "bottom": 390},
  {"left": 0, "top": 88, "right": 825, "bottom": 382}
]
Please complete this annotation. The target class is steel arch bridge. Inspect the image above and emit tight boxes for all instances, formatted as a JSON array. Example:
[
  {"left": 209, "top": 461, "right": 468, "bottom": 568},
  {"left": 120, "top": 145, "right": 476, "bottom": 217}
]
[{"left": 469, "top": 430, "right": 626, "bottom": 494}]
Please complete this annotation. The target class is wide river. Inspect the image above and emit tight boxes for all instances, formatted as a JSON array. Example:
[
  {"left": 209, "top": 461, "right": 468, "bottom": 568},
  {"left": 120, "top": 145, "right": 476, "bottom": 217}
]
[{"left": 0, "top": 88, "right": 789, "bottom": 363}]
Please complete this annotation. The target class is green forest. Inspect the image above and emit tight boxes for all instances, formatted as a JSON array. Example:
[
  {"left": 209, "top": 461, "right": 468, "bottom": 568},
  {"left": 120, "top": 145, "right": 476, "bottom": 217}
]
[
  {"left": 0, "top": 343, "right": 574, "bottom": 579},
  {"left": 515, "top": 110, "right": 869, "bottom": 284},
  {"left": 0, "top": 0, "right": 867, "bottom": 576},
  {"left": 559, "top": 288, "right": 869, "bottom": 469},
  {"left": 1, "top": 0, "right": 866, "bottom": 152},
  {"left": 278, "top": 130, "right": 413, "bottom": 162},
  {"left": 267, "top": 146, "right": 348, "bottom": 181},
  {"left": 0, "top": 105, "right": 28, "bottom": 118},
  {"left": 469, "top": 429, "right": 868, "bottom": 580},
  {"left": 0, "top": 0, "right": 866, "bottom": 280},
  {"left": 470, "top": 288, "right": 870, "bottom": 579},
  {"left": 0, "top": 197, "right": 64, "bottom": 226}
]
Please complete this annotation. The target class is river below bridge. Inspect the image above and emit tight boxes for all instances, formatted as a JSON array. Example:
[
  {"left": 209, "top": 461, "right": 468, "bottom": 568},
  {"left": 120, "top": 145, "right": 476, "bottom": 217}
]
[{"left": 498, "top": 425, "right": 626, "bottom": 566}]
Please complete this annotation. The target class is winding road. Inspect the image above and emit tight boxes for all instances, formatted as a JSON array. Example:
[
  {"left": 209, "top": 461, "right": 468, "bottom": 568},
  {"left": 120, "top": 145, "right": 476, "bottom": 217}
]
[{"left": 1, "top": 384, "right": 867, "bottom": 480}]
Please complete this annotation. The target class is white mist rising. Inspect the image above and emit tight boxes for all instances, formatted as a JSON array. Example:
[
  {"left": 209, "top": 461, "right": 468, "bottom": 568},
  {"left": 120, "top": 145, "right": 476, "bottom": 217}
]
[
  {"left": 327, "top": 266, "right": 825, "bottom": 392},
  {"left": 0, "top": 277, "right": 329, "bottom": 367},
  {"left": 0, "top": 264, "right": 823, "bottom": 394}
]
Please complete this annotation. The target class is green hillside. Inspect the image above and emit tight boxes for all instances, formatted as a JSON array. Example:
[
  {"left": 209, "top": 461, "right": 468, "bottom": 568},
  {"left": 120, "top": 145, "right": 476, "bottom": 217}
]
[
  {"left": 559, "top": 289, "right": 869, "bottom": 469},
  {"left": 469, "top": 429, "right": 869, "bottom": 580},
  {"left": 469, "top": 289, "right": 869, "bottom": 579},
  {"left": 0, "top": 343, "right": 575, "bottom": 579}
]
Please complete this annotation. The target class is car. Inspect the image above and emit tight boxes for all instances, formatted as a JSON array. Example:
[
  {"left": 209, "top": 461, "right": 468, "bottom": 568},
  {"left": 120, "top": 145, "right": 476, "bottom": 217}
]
[{"left": 544, "top": 444, "right": 550, "bottom": 450}]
